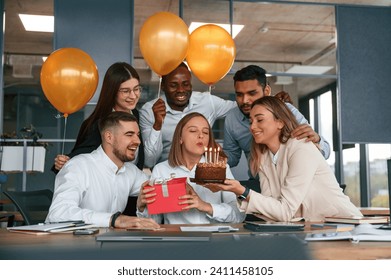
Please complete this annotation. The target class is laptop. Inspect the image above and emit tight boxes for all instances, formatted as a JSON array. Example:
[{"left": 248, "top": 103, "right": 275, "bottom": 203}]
[
  {"left": 244, "top": 221, "right": 305, "bottom": 232},
  {"left": 96, "top": 230, "right": 211, "bottom": 242}
]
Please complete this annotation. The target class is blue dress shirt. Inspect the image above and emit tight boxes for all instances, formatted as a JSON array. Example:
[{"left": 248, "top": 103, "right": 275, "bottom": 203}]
[{"left": 223, "top": 103, "right": 330, "bottom": 170}]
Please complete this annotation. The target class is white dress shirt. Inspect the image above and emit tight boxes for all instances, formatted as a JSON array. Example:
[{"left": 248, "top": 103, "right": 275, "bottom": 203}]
[
  {"left": 137, "top": 157, "right": 246, "bottom": 224},
  {"left": 139, "top": 91, "right": 236, "bottom": 167},
  {"left": 46, "top": 146, "right": 149, "bottom": 227}
]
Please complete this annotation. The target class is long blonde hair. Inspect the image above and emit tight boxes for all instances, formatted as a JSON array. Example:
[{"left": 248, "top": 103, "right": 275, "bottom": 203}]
[
  {"left": 249, "top": 96, "right": 299, "bottom": 177},
  {"left": 168, "top": 112, "right": 226, "bottom": 167}
]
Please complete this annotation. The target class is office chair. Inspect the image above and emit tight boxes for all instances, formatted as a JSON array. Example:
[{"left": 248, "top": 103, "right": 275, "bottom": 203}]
[
  {"left": 0, "top": 213, "right": 15, "bottom": 227},
  {"left": 3, "top": 189, "right": 53, "bottom": 225}
]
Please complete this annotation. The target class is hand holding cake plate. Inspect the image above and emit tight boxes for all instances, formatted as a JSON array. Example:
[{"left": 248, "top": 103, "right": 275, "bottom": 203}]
[
  {"left": 189, "top": 178, "right": 226, "bottom": 184},
  {"left": 201, "top": 179, "right": 242, "bottom": 194}
]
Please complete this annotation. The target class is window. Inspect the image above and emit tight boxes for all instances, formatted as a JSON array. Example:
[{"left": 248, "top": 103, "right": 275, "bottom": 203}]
[
  {"left": 368, "top": 144, "right": 391, "bottom": 207},
  {"left": 307, "top": 88, "right": 335, "bottom": 171},
  {"left": 318, "top": 90, "right": 335, "bottom": 170},
  {"left": 343, "top": 144, "right": 361, "bottom": 206}
]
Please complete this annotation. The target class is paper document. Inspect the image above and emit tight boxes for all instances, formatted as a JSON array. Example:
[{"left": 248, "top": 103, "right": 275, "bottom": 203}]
[
  {"left": 49, "top": 224, "right": 96, "bottom": 233},
  {"left": 7, "top": 222, "right": 78, "bottom": 232},
  {"left": 180, "top": 226, "right": 239, "bottom": 232},
  {"left": 305, "top": 223, "right": 391, "bottom": 242},
  {"left": 7, "top": 221, "right": 96, "bottom": 233}
]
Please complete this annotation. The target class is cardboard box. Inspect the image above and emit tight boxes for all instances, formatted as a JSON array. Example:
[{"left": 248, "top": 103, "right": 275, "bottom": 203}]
[
  {"left": 146, "top": 177, "right": 188, "bottom": 215},
  {"left": 0, "top": 146, "right": 46, "bottom": 172}
]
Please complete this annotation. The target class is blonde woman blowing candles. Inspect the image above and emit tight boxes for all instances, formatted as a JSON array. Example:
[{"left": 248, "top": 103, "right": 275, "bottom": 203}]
[{"left": 137, "top": 112, "right": 245, "bottom": 224}]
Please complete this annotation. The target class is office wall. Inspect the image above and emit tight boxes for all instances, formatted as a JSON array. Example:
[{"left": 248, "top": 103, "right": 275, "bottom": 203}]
[
  {"left": 0, "top": 0, "right": 4, "bottom": 134},
  {"left": 1, "top": 0, "right": 136, "bottom": 192},
  {"left": 54, "top": 0, "right": 134, "bottom": 105},
  {"left": 337, "top": 6, "right": 391, "bottom": 143}
]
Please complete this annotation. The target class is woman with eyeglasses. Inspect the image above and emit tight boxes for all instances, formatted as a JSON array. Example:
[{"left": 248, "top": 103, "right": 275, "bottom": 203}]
[{"left": 52, "top": 62, "right": 145, "bottom": 173}]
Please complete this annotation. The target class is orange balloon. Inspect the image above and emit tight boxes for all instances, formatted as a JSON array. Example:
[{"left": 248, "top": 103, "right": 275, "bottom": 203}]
[
  {"left": 186, "top": 24, "right": 236, "bottom": 85},
  {"left": 40, "top": 48, "right": 99, "bottom": 115},
  {"left": 139, "top": 12, "right": 189, "bottom": 76}
]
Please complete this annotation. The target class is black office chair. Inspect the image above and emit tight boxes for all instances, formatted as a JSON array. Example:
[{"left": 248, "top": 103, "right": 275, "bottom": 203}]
[
  {"left": 0, "top": 213, "right": 15, "bottom": 227},
  {"left": 3, "top": 189, "right": 53, "bottom": 225}
]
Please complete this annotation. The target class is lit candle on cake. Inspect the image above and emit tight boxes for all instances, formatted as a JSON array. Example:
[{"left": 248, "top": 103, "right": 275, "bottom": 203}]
[
  {"left": 209, "top": 147, "right": 212, "bottom": 163},
  {"left": 204, "top": 146, "right": 208, "bottom": 161}
]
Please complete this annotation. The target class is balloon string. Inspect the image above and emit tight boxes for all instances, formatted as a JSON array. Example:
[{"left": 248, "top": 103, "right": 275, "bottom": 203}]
[
  {"left": 157, "top": 76, "right": 162, "bottom": 99},
  {"left": 61, "top": 115, "right": 68, "bottom": 155}
]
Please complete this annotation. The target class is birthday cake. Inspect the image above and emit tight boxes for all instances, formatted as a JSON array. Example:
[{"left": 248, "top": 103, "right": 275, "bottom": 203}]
[{"left": 195, "top": 161, "right": 226, "bottom": 182}]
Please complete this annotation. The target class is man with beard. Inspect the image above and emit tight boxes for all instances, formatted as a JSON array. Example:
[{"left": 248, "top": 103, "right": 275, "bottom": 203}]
[
  {"left": 223, "top": 65, "right": 330, "bottom": 178},
  {"left": 46, "top": 112, "right": 160, "bottom": 230},
  {"left": 139, "top": 62, "right": 236, "bottom": 167}
]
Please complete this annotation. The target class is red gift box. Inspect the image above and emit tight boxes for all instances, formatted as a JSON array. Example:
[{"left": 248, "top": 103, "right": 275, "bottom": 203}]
[{"left": 146, "top": 177, "right": 189, "bottom": 215}]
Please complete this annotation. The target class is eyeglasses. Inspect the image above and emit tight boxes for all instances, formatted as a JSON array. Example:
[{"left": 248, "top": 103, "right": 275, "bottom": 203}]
[{"left": 118, "top": 86, "right": 142, "bottom": 97}]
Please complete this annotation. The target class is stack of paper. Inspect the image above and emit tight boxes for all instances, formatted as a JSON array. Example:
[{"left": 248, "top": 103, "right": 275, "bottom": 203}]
[
  {"left": 7, "top": 221, "right": 96, "bottom": 235},
  {"left": 324, "top": 216, "right": 388, "bottom": 224},
  {"left": 305, "top": 223, "right": 391, "bottom": 242}
]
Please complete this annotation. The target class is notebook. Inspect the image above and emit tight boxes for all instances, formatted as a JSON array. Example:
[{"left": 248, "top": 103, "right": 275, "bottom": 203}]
[
  {"left": 324, "top": 216, "right": 388, "bottom": 225},
  {"left": 96, "top": 231, "right": 211, "bottom": 242}
]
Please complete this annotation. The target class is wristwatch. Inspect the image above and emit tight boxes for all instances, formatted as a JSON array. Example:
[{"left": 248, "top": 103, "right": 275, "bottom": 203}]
[
  {"left": 238, "top": 187, "right": 250, "bottom": 201},
  {"left": 110, "top": 211, "right": 121, "bottom": 228}
]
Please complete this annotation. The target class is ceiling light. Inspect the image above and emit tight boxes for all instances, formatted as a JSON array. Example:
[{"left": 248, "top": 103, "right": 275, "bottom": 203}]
[
  {"left": 189, "top": 22, "right": 244, "bottom": 39},
  {"left": 286, "top": 65, "right": 333, "bottom": 75},
  {"left": 19, "top": 14, "right": 54, "bottom": 32},
  {"left": 275, "top": 76, "right": 293, "bottom": 85}
]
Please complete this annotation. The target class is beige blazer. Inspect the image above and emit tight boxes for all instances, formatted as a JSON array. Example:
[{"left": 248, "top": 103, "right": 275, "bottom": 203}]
[{"left": 240, "top": 138, "right": 362, "bottom": 221}]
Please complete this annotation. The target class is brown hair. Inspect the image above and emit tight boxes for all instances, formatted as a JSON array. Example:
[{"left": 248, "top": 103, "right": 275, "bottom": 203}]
[
  {"left": 249, "top": 96, "right": 299, "bottom": 177},
  {"left": 75, "top": 62, "right": 140, "bottom": 147},
  {"left": 98, "top": 111, "right": 137, "bottom": 135},
  {"left": 168, "top": 112, "right": 224, "bottom": 167}
]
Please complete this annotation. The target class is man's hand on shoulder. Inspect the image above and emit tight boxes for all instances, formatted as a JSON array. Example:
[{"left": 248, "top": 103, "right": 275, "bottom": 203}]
[
  {"left": 291, "top": 124, "right": 321, "bottom": 143},
  {"left": 274, "top": 91, "right": 293, "bottom": 104}
]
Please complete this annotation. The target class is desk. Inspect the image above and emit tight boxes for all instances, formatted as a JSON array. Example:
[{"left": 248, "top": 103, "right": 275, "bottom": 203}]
[
  {"left": 1, "top": 224, "right": 391, "bottom": 260},
  {"left": 309, "top": 241, "right": 391, "bottom": 260}
]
